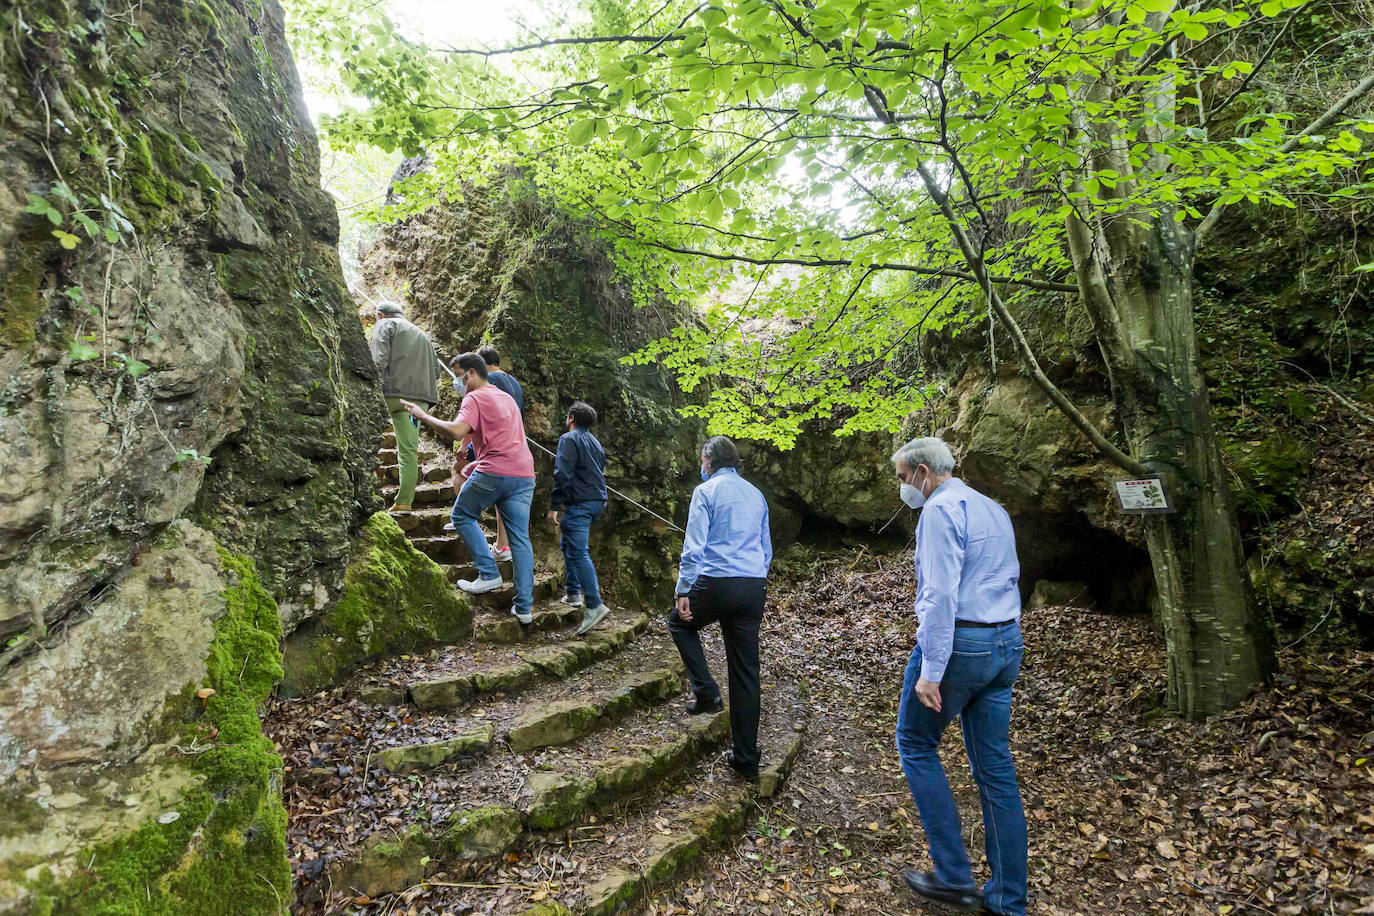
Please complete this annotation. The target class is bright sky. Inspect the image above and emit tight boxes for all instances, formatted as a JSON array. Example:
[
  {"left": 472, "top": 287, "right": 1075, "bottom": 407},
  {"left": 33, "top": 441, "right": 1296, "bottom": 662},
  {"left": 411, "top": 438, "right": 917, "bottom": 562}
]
[{"left": 299, "top": 0, "right": 557, "bottom": 122}]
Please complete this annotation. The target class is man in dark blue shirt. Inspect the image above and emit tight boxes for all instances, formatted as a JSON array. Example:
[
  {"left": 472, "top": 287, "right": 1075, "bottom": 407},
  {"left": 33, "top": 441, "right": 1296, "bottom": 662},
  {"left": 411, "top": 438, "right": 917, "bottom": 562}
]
[
  {"left": 478, "top": 346, "right": 524, "bottom": 415},
  {"left": 547, "top": 401, "right": 610, "bottom": 635}
]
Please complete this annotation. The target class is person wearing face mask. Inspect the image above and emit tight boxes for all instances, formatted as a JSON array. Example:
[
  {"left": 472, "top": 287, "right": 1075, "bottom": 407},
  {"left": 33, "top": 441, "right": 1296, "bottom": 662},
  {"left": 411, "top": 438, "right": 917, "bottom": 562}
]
[
  {"left": 369, "top": 299, "right": 442, "bottom": 512},
  {"left": 890, "top": 437, "right": 1026, "bottom": 916},
  {"left": 546, "top": 401, "right": 611, "bottom": 635},
  {"left": 402, "top": 353, "right": 537, "bottom": 625},
  {"left": 670, "top": 436, "right": 773, "bottom": 781}
]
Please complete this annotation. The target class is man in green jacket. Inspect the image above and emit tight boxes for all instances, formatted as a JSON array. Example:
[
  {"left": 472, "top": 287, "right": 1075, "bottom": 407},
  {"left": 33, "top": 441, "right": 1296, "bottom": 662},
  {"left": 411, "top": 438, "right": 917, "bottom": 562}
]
[{"left": 370, "top": 300, "right": 441, "bottom": 511}]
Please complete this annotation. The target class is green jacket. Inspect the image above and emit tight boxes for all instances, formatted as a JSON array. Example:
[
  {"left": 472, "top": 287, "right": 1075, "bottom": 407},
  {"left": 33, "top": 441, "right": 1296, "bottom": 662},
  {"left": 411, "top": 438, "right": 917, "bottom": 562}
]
[{"left": 370, "top": 317, "right": 440, "bottom": 405}]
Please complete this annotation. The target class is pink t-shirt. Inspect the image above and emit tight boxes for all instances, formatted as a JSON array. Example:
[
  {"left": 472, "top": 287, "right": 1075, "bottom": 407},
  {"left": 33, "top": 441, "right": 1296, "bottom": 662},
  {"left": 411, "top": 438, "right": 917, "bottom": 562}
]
[{"left": 457, "top": 384, "right": 535, "bottom": 479}]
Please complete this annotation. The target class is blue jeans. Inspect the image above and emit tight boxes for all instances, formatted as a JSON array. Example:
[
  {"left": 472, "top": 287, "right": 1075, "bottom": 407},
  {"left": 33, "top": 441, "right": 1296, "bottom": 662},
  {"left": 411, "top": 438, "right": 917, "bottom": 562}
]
[
  {"left": 895, "top": 622, "right": 1026, "bottom": 916},
  {"left": 450, "top": 472, "right": 535, "bottom": 612},
  {"left": 559, "top": 499, "right": 605, "bottom": 607}
]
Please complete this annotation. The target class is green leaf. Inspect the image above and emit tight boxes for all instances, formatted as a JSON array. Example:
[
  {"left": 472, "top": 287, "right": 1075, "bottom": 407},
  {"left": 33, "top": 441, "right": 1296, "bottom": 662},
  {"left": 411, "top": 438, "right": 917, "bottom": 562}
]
[
  {"left": 568, "top": 118, "right": 596, "bottom": 145},
  {"left": 53, "top": 229, "right": 80, "bottom": 249},
  {"left": 68, "top": 339, "right": 100, "bottom": 361}
]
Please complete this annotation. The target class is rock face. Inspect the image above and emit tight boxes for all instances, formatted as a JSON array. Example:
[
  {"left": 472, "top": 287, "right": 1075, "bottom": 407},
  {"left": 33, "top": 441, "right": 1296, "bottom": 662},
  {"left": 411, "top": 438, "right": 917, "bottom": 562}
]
[
  {"left": 363, "top": 179, "right": 707, "bottom": 604},
  {"left": 0, "top": 0, "right": 381, "bottom": 909}
]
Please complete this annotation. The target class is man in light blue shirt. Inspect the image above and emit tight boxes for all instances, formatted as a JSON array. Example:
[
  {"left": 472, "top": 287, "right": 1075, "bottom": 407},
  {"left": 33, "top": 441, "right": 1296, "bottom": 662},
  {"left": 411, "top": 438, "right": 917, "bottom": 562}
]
[
  {"left": 671, "top": 435, "right": 772, "bottom": 779},
  {"left": 891, "top": 436, "right": 1026, "bottom": 916}
]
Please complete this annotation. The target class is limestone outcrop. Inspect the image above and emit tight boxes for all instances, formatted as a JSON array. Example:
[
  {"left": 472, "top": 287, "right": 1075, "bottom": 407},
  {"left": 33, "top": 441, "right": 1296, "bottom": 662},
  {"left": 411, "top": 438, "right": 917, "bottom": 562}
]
[{"left": 0, "top": 0, "right": 383, "bottom": 908}]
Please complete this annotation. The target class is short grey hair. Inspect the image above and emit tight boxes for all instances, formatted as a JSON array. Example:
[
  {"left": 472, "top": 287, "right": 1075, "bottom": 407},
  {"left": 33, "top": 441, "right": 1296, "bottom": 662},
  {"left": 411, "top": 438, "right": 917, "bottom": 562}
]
[
  {"left": 376, "top": 299, "right": 404, "bottom": 316},
  {"left": 891, "top": 436, "right": 956, "bottom": 475},
  {"left": 700, "top": 435, "right": 740, "bottom": 470}
]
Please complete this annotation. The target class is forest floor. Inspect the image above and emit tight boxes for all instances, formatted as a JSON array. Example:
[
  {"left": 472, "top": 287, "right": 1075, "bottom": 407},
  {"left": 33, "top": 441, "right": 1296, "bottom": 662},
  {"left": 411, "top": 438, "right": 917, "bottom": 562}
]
[{"left": 644, "top": 547, "right": 1374, "bottom": 916}]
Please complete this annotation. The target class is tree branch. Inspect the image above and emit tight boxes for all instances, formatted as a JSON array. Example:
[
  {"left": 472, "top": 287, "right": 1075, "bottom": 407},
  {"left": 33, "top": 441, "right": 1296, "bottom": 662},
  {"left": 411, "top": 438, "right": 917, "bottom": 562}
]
[
  {"left": 441, "top": 33, "right": 683, "bottom": 57},
  {"left": 1196, "top": 72, "right": 1374, "bottom": 243},
  {"left": 638, "top": 240, "right": 1081, "bottom": 292}
]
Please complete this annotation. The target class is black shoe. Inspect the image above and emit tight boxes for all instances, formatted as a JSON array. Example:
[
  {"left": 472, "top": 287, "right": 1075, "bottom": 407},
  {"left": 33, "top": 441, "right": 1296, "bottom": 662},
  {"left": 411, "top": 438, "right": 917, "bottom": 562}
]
[
  {"left": 901, "top": 870, "right": 982, "bottom": 911},
  {"left": 686, "top": 694, "right": 723, "bottom": 715},
  {"left": 726, "top": 752, "right": 759, "bottom": 781}
]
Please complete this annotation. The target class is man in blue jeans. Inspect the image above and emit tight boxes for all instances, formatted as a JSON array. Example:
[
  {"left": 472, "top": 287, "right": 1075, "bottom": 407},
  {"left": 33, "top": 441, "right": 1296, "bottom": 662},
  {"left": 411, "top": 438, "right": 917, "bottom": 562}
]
[
  {"left": 546, "top": 401, "right": 611, "bottom": 636},
  {"left": 403, "top": 352, "right": 537, "bottom": 624},
  {"left": 891, "top": 436, "right": 1027, "bottom": 916}
]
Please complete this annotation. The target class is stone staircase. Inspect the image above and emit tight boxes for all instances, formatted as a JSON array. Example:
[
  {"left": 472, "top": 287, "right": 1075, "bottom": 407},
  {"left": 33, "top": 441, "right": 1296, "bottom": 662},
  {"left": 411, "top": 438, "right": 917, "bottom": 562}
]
[{"left": 270, "top": 430, "right": 806, "bottom": 914}]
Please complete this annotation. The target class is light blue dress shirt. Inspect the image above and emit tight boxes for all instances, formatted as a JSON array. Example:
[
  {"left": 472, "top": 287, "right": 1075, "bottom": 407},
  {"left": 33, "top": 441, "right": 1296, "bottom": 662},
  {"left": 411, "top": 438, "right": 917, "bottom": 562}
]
[
  {"left": 675, "top": 468, "right": 773, "bottom": 596},
  {"left": 914, "top": 478, "right": 1022, "bottom": 682}
]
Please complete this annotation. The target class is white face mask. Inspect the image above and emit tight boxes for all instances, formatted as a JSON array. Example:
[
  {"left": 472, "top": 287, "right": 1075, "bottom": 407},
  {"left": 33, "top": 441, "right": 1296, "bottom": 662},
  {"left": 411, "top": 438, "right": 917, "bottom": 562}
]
[
  {"left": 452, "top": 372, "right": 467, "bottom": 396},
  {"left": 900, "top": 482, "right": 925, "bottom": 509},
  {"left": 899, "top": 469, "right": 929, "bottom": 509}
]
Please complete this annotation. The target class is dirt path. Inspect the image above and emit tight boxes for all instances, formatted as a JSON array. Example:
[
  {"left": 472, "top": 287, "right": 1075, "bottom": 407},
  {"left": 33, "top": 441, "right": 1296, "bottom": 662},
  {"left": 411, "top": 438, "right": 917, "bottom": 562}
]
[{"left": 646, "top": 548, "right": 1374, "bottom": 915}]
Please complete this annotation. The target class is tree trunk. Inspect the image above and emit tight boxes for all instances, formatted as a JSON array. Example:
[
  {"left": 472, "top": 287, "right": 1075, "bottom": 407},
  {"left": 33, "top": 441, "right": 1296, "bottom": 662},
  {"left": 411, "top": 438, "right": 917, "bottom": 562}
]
[{"left": 1067, "top": 211, "right": 1276, "bottom": 718}]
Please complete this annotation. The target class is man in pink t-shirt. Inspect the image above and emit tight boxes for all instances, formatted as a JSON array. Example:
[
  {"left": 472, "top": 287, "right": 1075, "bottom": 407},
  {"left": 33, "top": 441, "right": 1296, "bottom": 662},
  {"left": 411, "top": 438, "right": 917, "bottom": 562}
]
[{"left": 403, "top": 352, "right": 538, "bottom": 623}]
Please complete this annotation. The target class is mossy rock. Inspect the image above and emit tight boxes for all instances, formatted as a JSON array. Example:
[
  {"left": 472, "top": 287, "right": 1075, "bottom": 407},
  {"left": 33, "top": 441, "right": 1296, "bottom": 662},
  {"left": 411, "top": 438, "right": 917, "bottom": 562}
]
[
  {"left": 373, "top": 725, "right": 494, "bottom": 774},
  {"left": 507, "top": 699, "right": 602, "bottom": 752},
  {"left": 23, "top": 550, "right": 291, "bottom": 914},
  {"left": 471, "top": 662, "right": 537, "bottom": 694},
  {"left": 439, "top": 806, "right": 521, "bottom": 860},
  {"left": 410, "top": 675, "right": 474, "bottom": 711},
  {"left": 280, "top": 512, "right": 472, "bottom": 696},
  {"left": 520, "top": 772, "right": 595, "bottom": 831},
  {"left": 582, "top": 869, "right": 642, "bottom": 916},
  {"left": 642, "top": 833, "right": 701, "bottom": 883},
  {"left": 518, "top": 644, "right": 584, "bottom": 678},
  {"left": 592, "top": 755, "right": 651, "bottom": 803},
  {"left": 331, "top": 825, "right": 431, "bottom": 899}
]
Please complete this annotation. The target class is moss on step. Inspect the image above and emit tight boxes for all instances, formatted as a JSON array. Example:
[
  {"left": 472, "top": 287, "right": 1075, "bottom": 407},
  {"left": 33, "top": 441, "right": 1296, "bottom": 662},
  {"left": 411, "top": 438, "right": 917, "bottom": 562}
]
[
  {"left": 521, "top": 772, "right": 596, "bottom": 830},
  {"left": 439, "top": 806, "right": 521, "bottom": 860},
  {"left": 372, "top": 725, "right": 494, "bottom": 774},
  {"left": 583, "top": 869, "right": 643, "bottom": 916},
  {"left": 280, "top": 512, "right": 472, "bottom": 696},
  {"left": 508, "top": 699, "right": 603, "bottom": 752},
  {"left": 24, "top": 550, "right": 290, "bottom": 915},
  {"left": 330, "top": 825, "right": 430, "bottom": 899}
]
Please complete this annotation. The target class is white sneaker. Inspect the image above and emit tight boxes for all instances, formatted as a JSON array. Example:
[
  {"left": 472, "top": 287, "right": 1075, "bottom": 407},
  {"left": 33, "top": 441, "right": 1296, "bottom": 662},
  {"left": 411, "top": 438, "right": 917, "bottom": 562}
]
[
  {"left": 443, "top": 522, "right": 455, "bottom": 532},
  {"left": 456, "top": 576, "right": 505, "bottom": 594},
  {"left": 492, "top": 546, "right": 512, "bottom": 562},
  {"left": 575, "top": 604, "right": 611, "bottom": 636},
  {"left": 559, "top": 593, "right": 585, "bottom": 608},
  {"left": 511, "top": 605, "right": 533, "bottom": 625}
]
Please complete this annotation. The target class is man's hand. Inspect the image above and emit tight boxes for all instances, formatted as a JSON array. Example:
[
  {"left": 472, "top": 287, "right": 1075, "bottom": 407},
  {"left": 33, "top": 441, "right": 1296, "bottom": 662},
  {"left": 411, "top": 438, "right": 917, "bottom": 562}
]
[
  {"left": 400, "top": 399, "right": 422, "bottom": 418},
  {"left": 915, "top": 677, "right": 942, "bottom": 713},
  {"left": 675, "top": 595, "right": 692, "bottom": 622},
  {"left": 546, "top": 510, "right": 559, "bottom": 526}
]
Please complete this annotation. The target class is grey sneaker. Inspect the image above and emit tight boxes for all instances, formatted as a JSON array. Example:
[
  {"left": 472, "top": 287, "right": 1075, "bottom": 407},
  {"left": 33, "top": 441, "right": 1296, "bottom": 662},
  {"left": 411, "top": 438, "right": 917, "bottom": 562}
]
[
  {"left": 456, "top": 576, "right": 505, "bottom": 594},
  {"left": 511, "top": 605, "right": 533, "bottom": 625},
  {"left": 575, "top": 603, "right": 611, "bottom": 636},
  {"left": 559, "top": 593, "right": 584, "bottom": 608}
]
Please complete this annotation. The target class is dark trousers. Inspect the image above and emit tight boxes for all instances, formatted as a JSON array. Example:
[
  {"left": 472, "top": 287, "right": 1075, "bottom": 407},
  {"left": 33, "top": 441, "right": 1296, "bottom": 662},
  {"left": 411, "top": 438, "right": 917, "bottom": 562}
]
[{"left": 668, "top": 576, "right": 766, "bottom": 769}]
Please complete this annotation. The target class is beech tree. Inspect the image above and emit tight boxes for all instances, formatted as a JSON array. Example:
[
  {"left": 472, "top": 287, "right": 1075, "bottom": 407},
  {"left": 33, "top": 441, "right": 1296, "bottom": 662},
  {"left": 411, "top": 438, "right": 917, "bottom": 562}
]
[{"left": 292, "top": 0, "right": 1373, "bottom": 717}]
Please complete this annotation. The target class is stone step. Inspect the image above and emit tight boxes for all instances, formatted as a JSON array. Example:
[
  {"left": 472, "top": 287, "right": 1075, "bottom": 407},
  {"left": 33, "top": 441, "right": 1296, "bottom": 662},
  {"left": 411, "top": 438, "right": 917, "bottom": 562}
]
[
  {"left": 406, "top": 613, "right": 650, "bottom": 712},
  {"left": 375, "top": 462, "right": 450, "bottom": 486},
  {"left": 459, "top": 568, "right": 563, "bottom": 609},
  {"left": 322, "top": 706, "right": 740, "bottom": 903},
  {"left": 376, "top": 446, "right": 442, "bottom": 465},
  {"left": 390, "top": 506, "right": 458, "bottom": 537},
  {"left": 381, "top": 430, "right": 397, "bottom": 448},
  {"left": 318, "top": 698, "right": 807, "bottom": 911},
  {"left": 371, "top": 658, "right": 682, "bottom": 774},
  {"left": 382, "top": 481, "right": 456, "bottom": 506}
]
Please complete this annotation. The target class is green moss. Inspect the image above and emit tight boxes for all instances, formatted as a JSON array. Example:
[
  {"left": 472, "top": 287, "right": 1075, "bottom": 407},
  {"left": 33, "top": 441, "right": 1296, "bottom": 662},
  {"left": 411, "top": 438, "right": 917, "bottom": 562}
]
[
  {"left": 26, "top": 552, "right": 290, "bottom": 915},
  {"left": 148, "top": 130, "right": 181, "bottom": 175},
  {"left": 1225, "top": 436, "right": 1313, "bottom": 518},
  {"left": 1, "top": 245, "right": 47, "bottom": 351},
  {"left": 125, "top": 134, "right": 169, "bottom": 209},
  {"left": 279, "top": 512, "right": 472, "bottom": 696},
  {"left": 178, "top": 131, "right": 203, "bottom": 154}
]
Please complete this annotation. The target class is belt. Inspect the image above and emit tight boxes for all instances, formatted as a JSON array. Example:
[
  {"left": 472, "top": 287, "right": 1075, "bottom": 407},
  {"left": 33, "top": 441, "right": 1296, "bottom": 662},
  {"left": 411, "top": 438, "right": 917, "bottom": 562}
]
[{"left": 955, "top": 619, "right": 1017, "bottom": 629}]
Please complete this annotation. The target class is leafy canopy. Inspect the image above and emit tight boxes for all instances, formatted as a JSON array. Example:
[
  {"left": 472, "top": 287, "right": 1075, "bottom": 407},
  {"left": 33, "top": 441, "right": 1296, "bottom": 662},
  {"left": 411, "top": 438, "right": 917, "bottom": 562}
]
[{"left": 289, "top": 0, "right": 1373, "bottom": 447}]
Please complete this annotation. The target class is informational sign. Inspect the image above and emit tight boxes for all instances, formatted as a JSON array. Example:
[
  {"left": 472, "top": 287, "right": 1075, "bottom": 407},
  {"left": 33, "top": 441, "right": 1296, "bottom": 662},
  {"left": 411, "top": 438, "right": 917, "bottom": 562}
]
[{"left": 1112, "top": 477, "right": 1175, "bottom": 515}]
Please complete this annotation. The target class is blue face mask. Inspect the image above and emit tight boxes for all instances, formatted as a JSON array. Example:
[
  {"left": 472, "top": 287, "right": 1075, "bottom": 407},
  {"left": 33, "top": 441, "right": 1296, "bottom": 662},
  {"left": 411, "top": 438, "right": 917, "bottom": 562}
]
[
  {"left": 451, "top": 373, "right": 466, "bottom": 396},
  {"left": 700, "top": 464, "right": 711, "bottom": 482}
]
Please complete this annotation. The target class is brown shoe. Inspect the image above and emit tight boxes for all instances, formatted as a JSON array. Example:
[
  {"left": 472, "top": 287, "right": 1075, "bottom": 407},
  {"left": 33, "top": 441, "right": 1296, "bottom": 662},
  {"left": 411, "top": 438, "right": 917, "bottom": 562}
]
[{"left": 390, "top": 503, "right": 413, "bottom": 513}]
